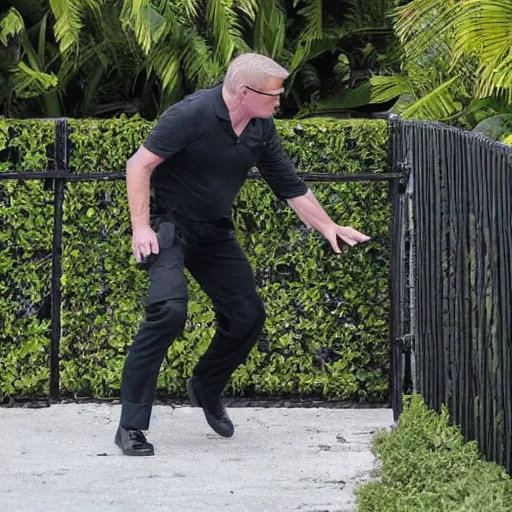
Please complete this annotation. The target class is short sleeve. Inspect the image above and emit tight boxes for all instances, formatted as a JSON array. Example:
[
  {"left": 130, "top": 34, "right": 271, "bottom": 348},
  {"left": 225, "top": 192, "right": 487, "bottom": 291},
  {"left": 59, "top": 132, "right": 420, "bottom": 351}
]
[
  {"left": 256, "top": 121, "right": 309, "bottom": 200},
  {"left": 143, "top": 100, "right": 198, "bottom": 159}
]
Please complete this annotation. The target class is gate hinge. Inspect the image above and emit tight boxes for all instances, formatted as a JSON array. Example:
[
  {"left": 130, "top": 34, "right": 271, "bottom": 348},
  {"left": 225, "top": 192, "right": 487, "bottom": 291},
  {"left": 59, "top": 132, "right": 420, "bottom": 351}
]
[{"left": 396, "top": 333, "right": 414, "bottom": 352}]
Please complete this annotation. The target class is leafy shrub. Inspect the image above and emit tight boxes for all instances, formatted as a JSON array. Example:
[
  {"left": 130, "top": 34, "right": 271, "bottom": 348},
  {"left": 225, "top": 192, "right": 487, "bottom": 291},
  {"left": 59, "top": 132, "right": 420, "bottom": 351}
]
[{"left": 356, "top": 395, "right": 512, "bottom": 511}]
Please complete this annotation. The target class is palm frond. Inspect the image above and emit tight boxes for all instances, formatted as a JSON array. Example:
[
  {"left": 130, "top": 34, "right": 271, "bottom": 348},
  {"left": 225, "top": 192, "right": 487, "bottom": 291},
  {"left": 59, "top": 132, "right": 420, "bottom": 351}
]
[
  {"left": 252, "top": 0, "right": 286, "bottom": 58},
  {"left": 452, "top": 0, "right": 512, "bottom": 98},
  {"left": 120, "top": 0, "right": 169, "bottom": 54},
  {"left": 0, "top": 8, "right": 25, "bottom": 46},
  {"left": 235, "top": 0, "right": 259, "bottom": 21},
  {"left": 146, "top": 45, "right": 181, "bottom": 92},
  {"left": 179, "top": 29, "right": 224, "bottom": 88},
  {"left": 206, "top": 0, "right": 247, "bottom": 67},
  {"left": 288, "top": 40, "right": 311, "bottom": 76},
  {"left": 369, "top": 74, "right": 411, "bottom": 104},
  {"left": 49, "top": 0, "right": 104, "bottom": 54},
  {"left": 82, "top": 63, "right": 104, "bottom": 114},
  {"left": 393, "top": 0, "right": 460, "bottom": 61},
  {"left": 146, "top": 16, "right": 223, "bottom": 98},
  {"left": 400, "top": 75, "right": 461, "bottom": 120},
  {"left": 344, "top": 0, "right": 401, "bottom": 28},
  {"left": 283, "top": 0, "right": 323, "bottom": 86},
  {"left": 296, "top": 0, "right": 323, "bottom": 41},
  {"left": 12, "top": 61, "right": 58, "bottom": 99},
  {"left": 37, "top": 13, "right": 48, "bottom": 66}
]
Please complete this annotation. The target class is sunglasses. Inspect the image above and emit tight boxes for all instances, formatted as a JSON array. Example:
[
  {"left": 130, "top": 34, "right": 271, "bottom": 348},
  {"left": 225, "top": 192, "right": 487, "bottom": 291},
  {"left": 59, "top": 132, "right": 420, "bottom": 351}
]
[{"left": 242, "top": 85, "right": 284, "bottom": 97}]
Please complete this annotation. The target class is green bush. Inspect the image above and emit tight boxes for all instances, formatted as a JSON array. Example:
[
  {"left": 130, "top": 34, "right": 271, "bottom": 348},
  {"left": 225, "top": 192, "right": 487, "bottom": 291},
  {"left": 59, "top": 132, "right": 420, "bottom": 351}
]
[
  {"left": 356, "top": 395, "right": 512, "bottom": 512},
  {"left": 1, "top": 115, "right": 391, "bottom": 400},
  {"left": 0, "top": 118, "right": 54, "bottom": 397}
]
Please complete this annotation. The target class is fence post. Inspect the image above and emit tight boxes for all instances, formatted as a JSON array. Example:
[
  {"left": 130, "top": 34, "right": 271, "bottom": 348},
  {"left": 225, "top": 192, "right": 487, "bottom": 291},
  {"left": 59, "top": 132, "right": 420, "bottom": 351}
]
[
  {"left": 49, "top": 119, "right": 68, "bottom": 400},
  {"left": 388, "top": 115, "right": 401, "bottom": 421},
  {"left": 388, "top": 115, "right": 414, "bottom": 422}
]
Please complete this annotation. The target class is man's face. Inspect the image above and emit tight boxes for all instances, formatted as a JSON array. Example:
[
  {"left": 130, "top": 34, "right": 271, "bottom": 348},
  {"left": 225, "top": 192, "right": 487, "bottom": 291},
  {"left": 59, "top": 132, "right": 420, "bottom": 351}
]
[{"left": 241, "top": 76, "right": 284, "bottom": 119}]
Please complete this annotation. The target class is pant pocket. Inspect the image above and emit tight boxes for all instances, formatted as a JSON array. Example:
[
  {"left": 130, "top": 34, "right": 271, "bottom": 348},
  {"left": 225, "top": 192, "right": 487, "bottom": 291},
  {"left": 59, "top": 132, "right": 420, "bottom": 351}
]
[{"left": 157, "top": 221, "right": 176, "bottom": 249}]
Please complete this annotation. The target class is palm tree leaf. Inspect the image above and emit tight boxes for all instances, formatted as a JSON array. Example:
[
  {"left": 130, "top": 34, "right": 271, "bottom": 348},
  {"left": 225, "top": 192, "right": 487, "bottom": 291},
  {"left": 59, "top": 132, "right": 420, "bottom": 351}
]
[
  {"left": 401, "top": 75, "right": 460, "bottom": 119},
  {"left": 12, "top": 61, "right": 58, "bottom": 98},
  {"left": 296, "top": 0, "right": 322, "bottom": 41},
  {"left": 393, "top": 0, "right": 461, "bottom": 61},
  {"left": 369, "top": 75, "right": 411, "bottom": 104},
  {"left": 120, "top": 0, "right": 169, "bottom": 54},
  {"left": 179, "top": 30, "right": 224, "bottom": 88},
  {"left": 49, "top": 0, "right": 104, "bottom": 54},
  {"left": 37, "top": 13, "right": 48, "bottom": 66},
  {"left": 452, "top": 0, "right": 512, "bottom": 98},
  {"left": 206, "top": 0, "right": 246, "bottom": 67},
  {"left": 147, "top": 45, "right": 181, "bottom": 92},
  {"left": 252, "top": 0, "right": 286, "bottom": 58},
  {"left": 0, "top": 8, "right": 25, "bottom": 45},
  {"left": 235, "top": 0, "right": 259, "bottom": 21}
]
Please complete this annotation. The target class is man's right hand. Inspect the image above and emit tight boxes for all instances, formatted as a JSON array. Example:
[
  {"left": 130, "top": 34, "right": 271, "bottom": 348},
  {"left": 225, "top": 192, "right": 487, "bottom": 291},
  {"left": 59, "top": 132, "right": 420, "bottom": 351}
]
[{"left": 132, "top": 226, "right": 159, "bottom": 263}]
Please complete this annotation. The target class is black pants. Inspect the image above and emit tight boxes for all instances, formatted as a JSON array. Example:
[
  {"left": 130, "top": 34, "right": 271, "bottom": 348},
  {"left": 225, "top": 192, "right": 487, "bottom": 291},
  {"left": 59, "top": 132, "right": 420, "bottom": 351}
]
[{"left": 120, "top": 216, "right": 266, "bottom": 430}]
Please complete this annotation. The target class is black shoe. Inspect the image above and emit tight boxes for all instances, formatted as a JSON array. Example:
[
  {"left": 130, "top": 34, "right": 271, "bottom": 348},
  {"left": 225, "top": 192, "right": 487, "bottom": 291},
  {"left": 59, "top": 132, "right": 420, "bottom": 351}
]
[
  {"left": 115, "top": 425, "right": 155, "bottom": 456},
  {"left": 186, "top": 377, "right": 234, "bottom": 438}
]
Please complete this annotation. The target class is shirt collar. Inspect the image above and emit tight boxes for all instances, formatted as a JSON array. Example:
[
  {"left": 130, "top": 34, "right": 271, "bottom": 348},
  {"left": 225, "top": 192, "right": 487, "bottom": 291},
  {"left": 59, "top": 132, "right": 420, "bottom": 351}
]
[{"left": 213, "top": 84, "right": 231, "bottom": 121}]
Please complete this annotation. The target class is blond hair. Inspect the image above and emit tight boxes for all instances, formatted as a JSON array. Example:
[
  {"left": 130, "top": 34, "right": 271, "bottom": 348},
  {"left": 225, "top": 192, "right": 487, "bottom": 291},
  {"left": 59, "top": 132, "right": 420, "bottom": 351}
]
[{"left": 223, "top": 53, "right": 289, "bottom": 94}]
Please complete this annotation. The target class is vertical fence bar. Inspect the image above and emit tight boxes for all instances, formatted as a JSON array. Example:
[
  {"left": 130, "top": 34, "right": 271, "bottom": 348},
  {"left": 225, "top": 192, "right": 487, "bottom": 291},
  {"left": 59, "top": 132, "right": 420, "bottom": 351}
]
[
  {"left": 503, "top": 149, "right": 512, "bottom": 474},
  {"left": 460, "top": 130, "right": 473, "bottom": 440},
  {"left": 389, "top": 174, "right": 402, "bottom": 422},
  {"left": 388, "top": 115, "right": 408, "bottom": 421},
  {"left": 412, "top": 124, "right": 424, "bottom": 397},
  {"left": 388, "top": 116, "right": 399, "bottom": 420},
  {"left": 49, "top": 119, "right": 67, "bottom": 400},
  {"left": 465, "top": 132, "right": 477, "bottom": 444}
]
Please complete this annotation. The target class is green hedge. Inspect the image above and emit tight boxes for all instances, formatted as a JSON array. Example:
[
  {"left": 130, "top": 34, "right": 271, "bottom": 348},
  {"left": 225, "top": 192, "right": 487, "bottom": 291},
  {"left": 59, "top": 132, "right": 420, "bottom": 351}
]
[
  {"left": 0, "top": 115, "right": 390, "bottom": 400},
  {"left": 356, "top": 395, "right": 512, "bottom": 511},
  {"left": 0, "top": 118, "right": 54, "bottom": 396}
]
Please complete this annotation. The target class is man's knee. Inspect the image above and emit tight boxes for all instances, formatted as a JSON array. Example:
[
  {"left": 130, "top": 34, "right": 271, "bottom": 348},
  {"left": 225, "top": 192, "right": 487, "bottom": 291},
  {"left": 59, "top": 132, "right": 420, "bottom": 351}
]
[
  {"left": 145, "top": 300, "right": 187, "bottom": 333},
  {"left": 249, "top": 294, "right": 266, "bottom": 331},
  {"left": 229, "top": 294, "right": 266, "bottom": 339}
]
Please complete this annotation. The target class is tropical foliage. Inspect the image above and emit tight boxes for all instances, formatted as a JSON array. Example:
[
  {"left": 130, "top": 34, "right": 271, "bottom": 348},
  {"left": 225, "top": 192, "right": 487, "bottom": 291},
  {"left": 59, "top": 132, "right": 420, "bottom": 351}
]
[
  {"left": 0, "top": 0, "right": 401, "bottom": 119},
  {"left": 365, "top": 0, "right": 512, "bottom": 133}
]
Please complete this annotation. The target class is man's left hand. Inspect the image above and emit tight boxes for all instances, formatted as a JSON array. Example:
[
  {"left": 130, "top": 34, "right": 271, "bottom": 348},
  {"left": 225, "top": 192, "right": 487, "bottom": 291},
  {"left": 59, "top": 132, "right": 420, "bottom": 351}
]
[{"left": 322, "top": 224, "right": 371, "bottom": 254}]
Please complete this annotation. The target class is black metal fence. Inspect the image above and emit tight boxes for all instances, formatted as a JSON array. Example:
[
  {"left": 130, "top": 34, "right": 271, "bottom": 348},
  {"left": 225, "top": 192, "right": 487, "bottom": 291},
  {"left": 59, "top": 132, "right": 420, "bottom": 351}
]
[
  {"left": 0, "top": 119, "right": 405, "bottom": 401},
  {"left": 3, "top": 116, "right": 511, "bottom": 473},
  {"left": 389, "top": 115, "right": 512, "bottom": 474}
]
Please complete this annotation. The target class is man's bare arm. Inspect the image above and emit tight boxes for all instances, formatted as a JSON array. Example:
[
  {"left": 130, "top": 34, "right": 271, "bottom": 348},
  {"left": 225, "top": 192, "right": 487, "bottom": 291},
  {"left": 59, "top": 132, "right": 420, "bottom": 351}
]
[
  {"left": 287, "top": 189, "right": 371, "bottom": 253},
  {"left": 126, "top": 146, "right": 164, "bottom": 261}
]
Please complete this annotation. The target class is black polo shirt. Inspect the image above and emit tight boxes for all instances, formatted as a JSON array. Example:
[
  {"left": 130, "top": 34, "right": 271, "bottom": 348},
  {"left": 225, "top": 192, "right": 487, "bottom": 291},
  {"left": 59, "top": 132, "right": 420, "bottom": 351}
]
[{"left": 143, "top": 84, "right": 308, "bottom": 225}]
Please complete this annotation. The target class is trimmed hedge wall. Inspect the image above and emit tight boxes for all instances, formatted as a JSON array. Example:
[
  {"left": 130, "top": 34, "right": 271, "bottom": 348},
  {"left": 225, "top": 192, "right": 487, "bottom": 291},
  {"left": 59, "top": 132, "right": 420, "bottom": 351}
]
[
  {"left": 0, "top": 115, "right": 390, "bottom": 401},
  {"left": 0, "top": 118, "right": 54, "bottom": 396}
]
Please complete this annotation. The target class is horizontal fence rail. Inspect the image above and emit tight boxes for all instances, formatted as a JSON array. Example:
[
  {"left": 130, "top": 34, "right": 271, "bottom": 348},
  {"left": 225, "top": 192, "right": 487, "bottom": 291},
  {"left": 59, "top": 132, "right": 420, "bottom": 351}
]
[
  {"left": 390, "top": 115, "right": 512, "bottom": 474},
  {"left": 0, "top": 171, "right": 403, "bottom": 182}
]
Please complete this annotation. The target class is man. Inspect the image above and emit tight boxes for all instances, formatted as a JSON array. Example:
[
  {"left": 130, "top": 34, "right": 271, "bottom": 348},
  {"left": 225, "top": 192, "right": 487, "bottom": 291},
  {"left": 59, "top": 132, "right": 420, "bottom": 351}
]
[{"left": 115, "top": 53, "right": 370, "bottom": 456}]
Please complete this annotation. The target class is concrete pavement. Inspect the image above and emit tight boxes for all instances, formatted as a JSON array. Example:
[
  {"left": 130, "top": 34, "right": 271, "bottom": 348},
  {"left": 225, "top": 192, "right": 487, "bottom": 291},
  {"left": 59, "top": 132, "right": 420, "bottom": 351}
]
[{"left": 0, "top": 403, "right": 393, "bottom": 512}]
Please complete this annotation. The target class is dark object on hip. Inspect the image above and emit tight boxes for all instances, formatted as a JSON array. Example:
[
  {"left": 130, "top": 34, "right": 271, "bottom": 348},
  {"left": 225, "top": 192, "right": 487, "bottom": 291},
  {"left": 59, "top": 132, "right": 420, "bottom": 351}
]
[{"left": 136, "top": 220, "right": 176, "bottom": 270}]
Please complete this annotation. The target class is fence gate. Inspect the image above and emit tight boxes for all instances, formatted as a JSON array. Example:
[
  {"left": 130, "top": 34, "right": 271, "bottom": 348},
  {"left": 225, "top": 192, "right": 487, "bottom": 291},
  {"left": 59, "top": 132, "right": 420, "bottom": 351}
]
[{"left": 389, "top": 115, "right": 512, "bottom": 474}]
